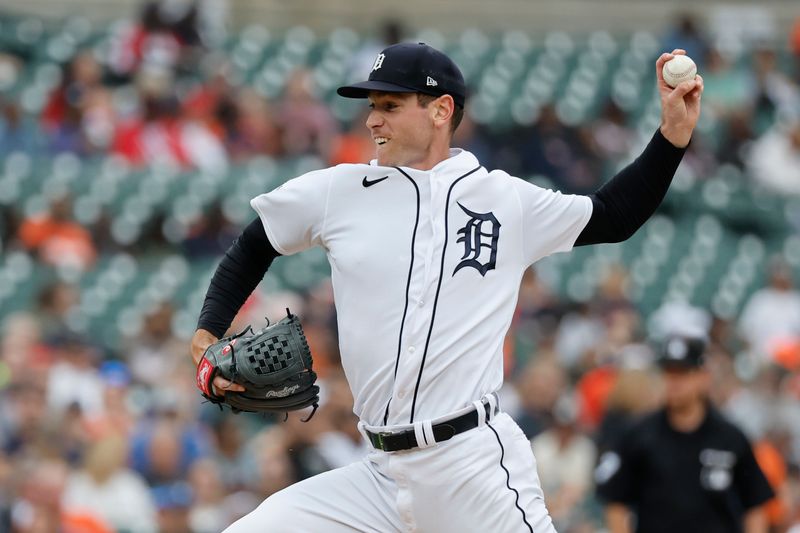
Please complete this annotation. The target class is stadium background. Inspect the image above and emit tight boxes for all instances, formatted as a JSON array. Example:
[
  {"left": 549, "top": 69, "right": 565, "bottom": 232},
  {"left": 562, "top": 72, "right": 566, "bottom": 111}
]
[{"left": 0, "top": 0, "right": 799, "bottom": 531}]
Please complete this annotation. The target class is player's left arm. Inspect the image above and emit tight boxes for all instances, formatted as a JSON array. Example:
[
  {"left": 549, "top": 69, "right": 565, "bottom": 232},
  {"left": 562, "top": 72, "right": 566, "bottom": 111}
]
[
  {"left": 191, "top": 218, "right": 281, "bottom": 394},
  {"left": 575, "top": 49, "right": 703, "bottom": 247}
]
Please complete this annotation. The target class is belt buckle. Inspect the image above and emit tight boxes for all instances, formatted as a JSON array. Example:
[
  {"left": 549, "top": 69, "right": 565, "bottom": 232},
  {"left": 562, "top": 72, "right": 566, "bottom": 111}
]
[{"left": 376, "top": 431, "right": 394, "bottom": 450}]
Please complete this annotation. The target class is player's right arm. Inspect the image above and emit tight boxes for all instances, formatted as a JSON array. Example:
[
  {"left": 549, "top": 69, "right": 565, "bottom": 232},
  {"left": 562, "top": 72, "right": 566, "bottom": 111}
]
[
  {"left": 573, "top": 49, "right": 703, "bottom": 247},
  {"left": 605, "top": 504, "right": 633, "bottom": 533}
]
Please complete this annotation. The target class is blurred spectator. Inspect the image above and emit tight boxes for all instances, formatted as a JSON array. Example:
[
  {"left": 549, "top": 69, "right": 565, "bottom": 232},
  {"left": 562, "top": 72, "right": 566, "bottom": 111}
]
[
  {"left": 595, "top": 367, "right": 661, "bottom": 455},
  {"left": 648, "top": 299, "right": 712, "bottom": 340},
  {"left": 208, "top": 417, "right": 251, "bottom": 491},
  {"left": 715, "top": 110, "right": 755, "bottom": 169},
  {"left": 35, "top": 282, "right": 78, "bottom": 342},
  {"left": 46, "top": 334, "right": 105, "bottom": 418},
  {"left": 187, "top": 458, "right": 229, "bottom": 533},
  {"left": 230, "top": 88, "right": 283, "bottom": 158},
  {"left": 113, "top": 68, "right": 228, "bottom": 172},
  {"left": 61, "top": 434, "right": 158, "bottom": 532},
  {"left": 182, "top": 201, "right": 240, "bottom": 257},
  {"left": 554, "top": 301, "right": 606, "bottom": 370},
  {"left": 747, "top": 114, "right": 800, "bottom": 195},
  {"left": 451, "top": 112, "right": 494, "bottom": 169},
  {"left": 130, "top": 414, "right": 213, "bottom": 486},
  {"left": 41, "top": 51, "right": 113, "bottom": 156},
  {"left": 0, "top": 382, "right": 48, "bottom": 458},
  {"left": 183, "top": 58, "right": 282, "bottom": 162},
  {"left": 314, "top": 372, "right": 369, "bottom": 469},
  {"left": 754, "top": 435, "right": 792, "bottom": 530},
  {"left": 531, "top": 392, "right": 597, "bottom": 531},
  {"left": 125, "top": 302, "right": 186, "bottom": 387},
  {"left": 700, "top": 47, "right": 755, "bottom": 119},
  {"left": 278, "top": 69, "right": 339, "bottom": 160},
  {"left": 1, "top": 312, "right": 51, "bottom": 377},
  {"left": 152, "top": 481, "right": 193, "bottom": 533},
  {"left": 513, "top": 357, "right": 567, "bottom": 438},
  {"left": 739, "top": 258, "right": 800, "bottom": 359},
  {"left": 11, "top": 457, "right": 113, "bottom": 533},
  {"left": 0, "top": 98, "right": 38, "bottom": 156},
  {"left": 575, "top": 358, "right": 617, "bottom": 431},
  {"left": 751, "top": 44, "right": 800, "bottom": 132},
  {"left": 0, "top": 451, "right": 11, "bottom": 530},
  {"left": 82, "top": 361, "right": 138, "bottom": 439},
  {"left": 329, "top": 110, "right": 375, "bottom": 165},
  {"left": 505, "top": 104, "right": 602, "bottom": 193},
  {"left": 588, "top": 100, "right": 635, "bottom": 166},
  {"left": 662, "top": 12, "right": 711, "bottom": 68},
  {"left": 793, "top": 16, "right": 800, "bottom": 64},
  {"left": 18, "top": 195, "right": 97, "bottom": 271},
  {"left": 242, "top": 425, "right": 297, "bottom": 498},
  {"left": 108, "top": 1, "right": 184, "bottom": 81}
]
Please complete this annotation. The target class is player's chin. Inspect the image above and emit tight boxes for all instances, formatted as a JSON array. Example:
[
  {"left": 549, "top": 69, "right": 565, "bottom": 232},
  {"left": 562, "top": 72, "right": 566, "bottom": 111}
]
[{"left": 375, "top": 147, "right": 396, "bottom": 167}]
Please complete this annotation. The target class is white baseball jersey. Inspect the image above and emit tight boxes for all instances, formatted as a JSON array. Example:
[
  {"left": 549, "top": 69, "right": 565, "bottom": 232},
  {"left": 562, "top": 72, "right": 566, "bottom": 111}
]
[{"left": 251, "top": 148, "right": 592, "bottom": 427}]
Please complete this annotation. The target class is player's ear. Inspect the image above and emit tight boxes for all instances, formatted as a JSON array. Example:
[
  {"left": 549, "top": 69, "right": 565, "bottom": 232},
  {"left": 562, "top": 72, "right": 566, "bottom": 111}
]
[{"left": 430, "top": 95, "right": 455, "bottom": 128}]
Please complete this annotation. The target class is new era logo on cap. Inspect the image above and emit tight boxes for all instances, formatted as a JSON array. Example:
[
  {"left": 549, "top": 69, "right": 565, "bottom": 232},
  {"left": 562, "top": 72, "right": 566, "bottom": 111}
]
[{"left": 337, "top": 42, "right": 466, "bottom": 108}]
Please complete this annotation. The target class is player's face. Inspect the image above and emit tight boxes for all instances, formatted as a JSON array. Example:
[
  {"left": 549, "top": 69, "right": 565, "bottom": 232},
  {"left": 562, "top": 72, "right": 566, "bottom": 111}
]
[
  {"left": 366, "top": 92, "right": 436, "bottom": 168},
  {"left": 662, "top": 367, "right": 709, "bottom": 410}
]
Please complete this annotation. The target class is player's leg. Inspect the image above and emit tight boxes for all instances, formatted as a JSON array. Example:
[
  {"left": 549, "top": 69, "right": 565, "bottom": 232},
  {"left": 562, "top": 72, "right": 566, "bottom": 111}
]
[
  {"left": 403, "top": 412, "right": 557, "bottom": 533},
  {"left": 223, "top": 457, "right": 402, "bottom": 533}
]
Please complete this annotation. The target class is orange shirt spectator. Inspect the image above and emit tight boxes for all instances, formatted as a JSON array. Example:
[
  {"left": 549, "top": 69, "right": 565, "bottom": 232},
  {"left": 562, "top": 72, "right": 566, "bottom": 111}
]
[
  {"left": 754, "top": 439, "right": 789, "bottom": 528},
  {"left": 18, "top": 197, "right": 96, "bottom": 270}
]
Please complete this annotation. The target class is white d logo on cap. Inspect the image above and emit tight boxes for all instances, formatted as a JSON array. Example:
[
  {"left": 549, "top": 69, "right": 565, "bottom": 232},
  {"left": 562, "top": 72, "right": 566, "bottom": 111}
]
[
  {"left": 372, "top": 53, "right": 386, "bottom": 71},
  {"left": 667, "top": 339, "right": 688, "bottom": 360}
]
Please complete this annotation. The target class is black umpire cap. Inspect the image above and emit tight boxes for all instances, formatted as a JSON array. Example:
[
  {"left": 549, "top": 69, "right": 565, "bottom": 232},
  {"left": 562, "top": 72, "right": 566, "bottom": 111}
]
[
  {"left": 657, "top": 335, "right": 707, "bottom": 370},
  {"left": 337, "top": 42, "right": 466, "bottom": 108}
]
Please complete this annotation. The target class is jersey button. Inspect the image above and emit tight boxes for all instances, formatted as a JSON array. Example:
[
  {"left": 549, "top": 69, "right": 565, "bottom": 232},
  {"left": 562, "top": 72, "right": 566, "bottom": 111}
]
[
  {"left": 417, "top": 300, "right": 424, "bottom": 307},
  {"left": 408, "top": 346, "right": 415, "bottom": 353},
  {"left": 398, "top": 390, "right": 406, "bottom": 399}
]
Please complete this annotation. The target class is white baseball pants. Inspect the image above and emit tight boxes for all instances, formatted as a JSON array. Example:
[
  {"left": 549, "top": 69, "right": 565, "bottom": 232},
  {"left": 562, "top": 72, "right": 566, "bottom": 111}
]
[{"left": 224, "top": 411, "right": 557, "bottom": 533}]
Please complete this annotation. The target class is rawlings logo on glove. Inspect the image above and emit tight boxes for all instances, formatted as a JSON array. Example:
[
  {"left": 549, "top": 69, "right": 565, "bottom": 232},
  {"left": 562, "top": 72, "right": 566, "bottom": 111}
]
[{"left": 196, "top": 309, "right": 320, "bottom": 419}]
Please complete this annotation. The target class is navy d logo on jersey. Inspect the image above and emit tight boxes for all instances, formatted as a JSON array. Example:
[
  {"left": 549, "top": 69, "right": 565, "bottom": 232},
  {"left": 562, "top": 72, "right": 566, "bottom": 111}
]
[{"left": 453, "top": 202, "right": 501, "bottom": 277}]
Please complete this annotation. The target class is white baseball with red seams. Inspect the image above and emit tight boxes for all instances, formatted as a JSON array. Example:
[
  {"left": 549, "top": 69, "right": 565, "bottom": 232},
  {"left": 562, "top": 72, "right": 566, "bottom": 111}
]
[{"left": 662, "top": 55, "right": 697, "bottom": 88}]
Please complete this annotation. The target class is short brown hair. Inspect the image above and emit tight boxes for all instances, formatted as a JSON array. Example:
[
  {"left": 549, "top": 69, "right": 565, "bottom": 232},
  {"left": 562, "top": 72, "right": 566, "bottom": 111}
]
[{"left": 417, "top": 93, "right": 464, "bottom": 134}]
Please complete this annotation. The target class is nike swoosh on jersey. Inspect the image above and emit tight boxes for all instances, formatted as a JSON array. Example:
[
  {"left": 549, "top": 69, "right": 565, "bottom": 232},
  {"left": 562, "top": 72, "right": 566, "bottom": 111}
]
[{"left": 362, "top": 175, "right": 390, "bottom": 187}]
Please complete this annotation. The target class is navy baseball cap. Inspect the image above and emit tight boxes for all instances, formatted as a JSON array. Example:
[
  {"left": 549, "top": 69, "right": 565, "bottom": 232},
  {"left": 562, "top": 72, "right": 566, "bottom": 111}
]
[
  {"left": 337, "top": 42, "right": 466, "bottom": 108},
  {"left": 657, "top": 335, "right": 706, "bottom": 370}
]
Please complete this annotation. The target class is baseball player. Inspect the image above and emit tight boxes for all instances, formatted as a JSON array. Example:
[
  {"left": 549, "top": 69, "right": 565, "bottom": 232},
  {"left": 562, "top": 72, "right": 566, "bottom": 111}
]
[{"left": 190, "top": 42, "right": 703, "bottom": 532}]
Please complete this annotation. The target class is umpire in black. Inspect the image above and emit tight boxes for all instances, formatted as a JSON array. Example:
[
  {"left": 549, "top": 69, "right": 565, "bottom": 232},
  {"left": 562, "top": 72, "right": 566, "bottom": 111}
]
[{"left": 595, "top": 334, "right": 774, "bottom": 533}]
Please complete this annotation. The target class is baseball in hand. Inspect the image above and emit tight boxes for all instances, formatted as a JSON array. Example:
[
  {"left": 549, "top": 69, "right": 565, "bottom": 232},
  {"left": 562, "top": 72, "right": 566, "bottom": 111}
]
[{"left": 662, "top": 55, "right": 697, "bottom": 88}]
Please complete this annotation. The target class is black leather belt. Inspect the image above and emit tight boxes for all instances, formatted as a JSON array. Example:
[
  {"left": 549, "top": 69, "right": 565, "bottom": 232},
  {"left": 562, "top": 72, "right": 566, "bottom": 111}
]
[{"left": 366, "top": 401, "right": 496, "bottom": 452}]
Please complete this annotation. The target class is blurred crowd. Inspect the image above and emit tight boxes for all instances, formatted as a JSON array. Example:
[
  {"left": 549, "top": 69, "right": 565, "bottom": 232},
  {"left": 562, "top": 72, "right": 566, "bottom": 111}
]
[{"left": 1, "top": 2, "right": 800, "bottom": 532}]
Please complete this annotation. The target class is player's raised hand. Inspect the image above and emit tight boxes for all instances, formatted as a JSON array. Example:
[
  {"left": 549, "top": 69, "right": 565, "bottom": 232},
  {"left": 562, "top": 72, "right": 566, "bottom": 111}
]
[{"left": 656, "top": 49, "right": 704, "bottom": 148}]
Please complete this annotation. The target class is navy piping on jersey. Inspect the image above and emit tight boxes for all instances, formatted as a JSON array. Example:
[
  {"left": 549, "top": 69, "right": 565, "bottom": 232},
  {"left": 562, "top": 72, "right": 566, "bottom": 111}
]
[
  {"left": 409, "top": 165, "right": 482, "bottom": 423},
  {"left": 382, "top": 169, "right": 420, "bottom": 425},
  {"left": 487, "top": 422, "right": 534, "bottom": 533}
]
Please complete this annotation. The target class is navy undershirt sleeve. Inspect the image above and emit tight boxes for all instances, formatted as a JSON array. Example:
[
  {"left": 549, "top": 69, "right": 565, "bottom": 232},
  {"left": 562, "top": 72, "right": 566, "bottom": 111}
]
[
  {"left": 196, "top": 217, "right": 280, "bottom": 338},
  {"left": 575, "top": 129, "right": 686, "bottom": 246}
]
